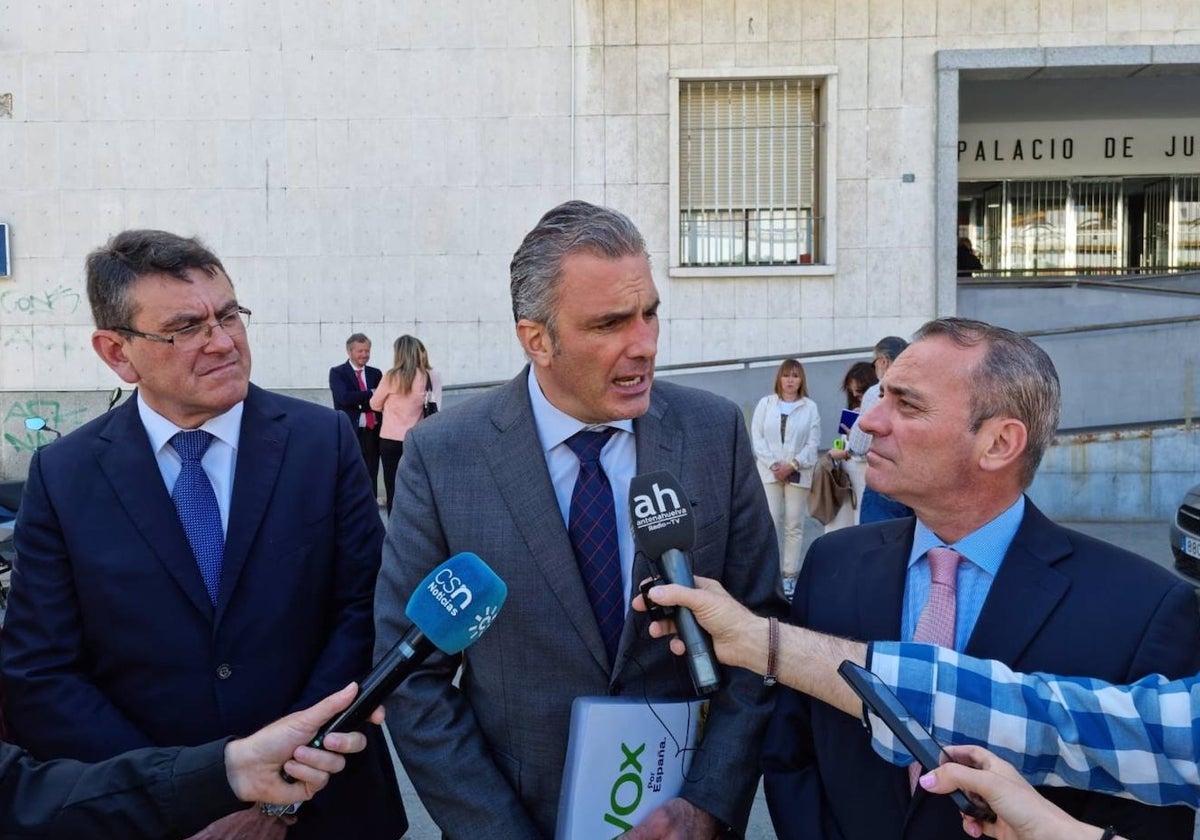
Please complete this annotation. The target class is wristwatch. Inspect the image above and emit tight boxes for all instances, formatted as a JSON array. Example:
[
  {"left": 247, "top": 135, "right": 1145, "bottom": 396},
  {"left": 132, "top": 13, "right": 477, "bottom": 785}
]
[{"left": 259, "top": 802, "right": 301, "bottom": 818}]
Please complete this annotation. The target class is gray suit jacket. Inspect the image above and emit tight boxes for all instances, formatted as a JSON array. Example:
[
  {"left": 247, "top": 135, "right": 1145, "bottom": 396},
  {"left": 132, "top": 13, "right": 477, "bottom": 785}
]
[{"left": 376, "top": 369, "right": 786, "bottom": 839}]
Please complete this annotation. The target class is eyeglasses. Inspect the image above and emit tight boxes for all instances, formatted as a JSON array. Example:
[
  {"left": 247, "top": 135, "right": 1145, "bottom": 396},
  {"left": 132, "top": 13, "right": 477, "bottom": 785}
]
[{"left": 115, "top": 306, "right": 252, "bottom": 350}]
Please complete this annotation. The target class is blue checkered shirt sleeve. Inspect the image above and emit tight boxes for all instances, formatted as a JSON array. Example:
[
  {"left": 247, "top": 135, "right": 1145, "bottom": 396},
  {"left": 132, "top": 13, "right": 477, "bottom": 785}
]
[{"left": 864, "top": 641, "right": 1200, "bottom": 808}]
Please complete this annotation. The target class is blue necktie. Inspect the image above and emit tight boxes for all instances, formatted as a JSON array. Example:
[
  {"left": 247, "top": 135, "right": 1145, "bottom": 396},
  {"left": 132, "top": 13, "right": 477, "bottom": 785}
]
[
  {"left": 170, "top": 430, "right": 224, "bottom": 604},
  {"left": 565, "top": 427, "right": 623, "bottom": 665}
]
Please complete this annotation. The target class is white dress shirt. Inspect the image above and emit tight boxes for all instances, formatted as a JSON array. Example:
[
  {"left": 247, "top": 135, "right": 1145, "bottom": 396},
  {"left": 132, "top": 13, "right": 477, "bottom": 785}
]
[{"left": 138, "top": 394, "right": 243, "bottom": 534}]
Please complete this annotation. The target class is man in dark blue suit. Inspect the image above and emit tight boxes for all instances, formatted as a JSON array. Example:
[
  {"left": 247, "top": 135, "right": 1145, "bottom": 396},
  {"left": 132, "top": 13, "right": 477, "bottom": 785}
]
[
  {"left": 762, "top": 318, "right": 1200, "bottom": 840},
  {"left": 0, "top": 230, "right": 406, "bottom": 840},
  {"left": 329, "top": 333, "right": 382, "bottom": 496}
]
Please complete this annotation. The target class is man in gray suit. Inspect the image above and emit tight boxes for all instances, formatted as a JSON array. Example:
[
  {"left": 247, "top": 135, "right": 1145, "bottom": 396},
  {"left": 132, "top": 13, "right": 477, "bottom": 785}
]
[{"left": 375, "top": 200, "right": 786, "bottom": 838}]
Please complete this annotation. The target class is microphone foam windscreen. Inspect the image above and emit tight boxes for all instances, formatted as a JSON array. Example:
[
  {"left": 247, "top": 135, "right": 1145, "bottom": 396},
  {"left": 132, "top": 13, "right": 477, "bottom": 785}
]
[
  {"left": 628, "top": 470, "right": 696, "bottom": 556},
  {"left": 405, "top": 552, "right": 508, "bottom": 654}
]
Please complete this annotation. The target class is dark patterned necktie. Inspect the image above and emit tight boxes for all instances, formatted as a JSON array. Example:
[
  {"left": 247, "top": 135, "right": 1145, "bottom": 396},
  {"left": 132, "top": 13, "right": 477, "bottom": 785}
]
[
  {"left": 565, "top": 427, "right": 622, "bottom": 665},
  {"left": 170, "top": 430, "right": 224, "bottom": 604}
]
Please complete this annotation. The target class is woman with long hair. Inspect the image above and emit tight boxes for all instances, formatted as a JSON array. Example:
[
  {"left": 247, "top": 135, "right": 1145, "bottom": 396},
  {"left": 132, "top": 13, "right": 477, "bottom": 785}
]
[
  {"left": 824, "top": 360, "right": 879, "bottom": 533},
  {"left": 370, "top": 335, "right": 442, "bottom": 514},
  {"left": 840, "top": 360, "right": 877, "bottom": 412},
  {"left": 750, "top": 359, "right": 821, "bottom": 597}
]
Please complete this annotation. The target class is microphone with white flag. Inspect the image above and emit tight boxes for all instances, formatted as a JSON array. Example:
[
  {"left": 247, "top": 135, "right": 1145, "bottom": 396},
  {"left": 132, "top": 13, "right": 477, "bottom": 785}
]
[{"left": 628, "top": 471, "right": 721, "bottom": 695}]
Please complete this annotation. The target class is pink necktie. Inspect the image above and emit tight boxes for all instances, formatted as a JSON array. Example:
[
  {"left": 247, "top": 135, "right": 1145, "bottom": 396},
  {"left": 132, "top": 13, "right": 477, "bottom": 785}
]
[
  {"left": 355, "top": 368, "right": 376, "bottom": 429},
  {"left": 909, "top": 546, "right": 961, "bottom": 792}
]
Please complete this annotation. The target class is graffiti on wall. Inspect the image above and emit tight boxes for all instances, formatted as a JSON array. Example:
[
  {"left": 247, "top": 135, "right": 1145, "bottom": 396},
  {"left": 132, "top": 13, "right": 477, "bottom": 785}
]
[{"left": 1, "top": 285, "right": 82, "bottom": 318}]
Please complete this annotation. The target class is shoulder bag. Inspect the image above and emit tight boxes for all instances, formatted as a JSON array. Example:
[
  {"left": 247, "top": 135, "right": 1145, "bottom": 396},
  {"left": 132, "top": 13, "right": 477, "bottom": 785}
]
[{"left": 422, "top": 371, "right": 438, "bottom": 418}]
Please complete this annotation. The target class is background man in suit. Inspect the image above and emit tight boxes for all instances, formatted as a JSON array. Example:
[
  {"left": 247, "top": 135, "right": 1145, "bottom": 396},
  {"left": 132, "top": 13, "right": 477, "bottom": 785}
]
[
  {"left": 0, "top": 230, "right": 406, "bottom": 840},
  {"left": 375, "top": 200, "right": 786, "bottom": 839},
  {"left": 762, "top": 317, "right": 1200, "bottom": 840},
  {"left": 329, "top": 332, "right": 382, "bottom": 496}
]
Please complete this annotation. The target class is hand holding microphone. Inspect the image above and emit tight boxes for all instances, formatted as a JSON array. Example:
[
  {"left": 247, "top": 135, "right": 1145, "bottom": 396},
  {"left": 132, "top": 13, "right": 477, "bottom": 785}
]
[
  {"left": 282, "top": 552, "right": 507, "bottom": 783},
  {"left": 628, "top": 470, "right": 721, "bottom": 695},
  {"left": 311, "top": 551, "right": 507, "bottom": 748}
]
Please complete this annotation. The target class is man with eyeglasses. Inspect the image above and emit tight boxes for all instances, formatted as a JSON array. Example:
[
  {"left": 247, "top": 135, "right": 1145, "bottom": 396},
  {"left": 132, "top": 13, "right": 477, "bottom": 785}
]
[{"left": 0, "top": 230, "right": 407, "bottom": 839}]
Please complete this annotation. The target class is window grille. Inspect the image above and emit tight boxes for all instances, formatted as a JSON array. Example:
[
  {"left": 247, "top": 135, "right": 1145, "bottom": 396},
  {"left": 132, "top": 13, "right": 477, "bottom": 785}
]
[
  {"left": 1073, "top": 180, "right": 1122, "bottom": 271},
  {"left": 1144, "top": 179, "right": 1171, "bottom": 268},
  {"left": 1175, "top": 176, "right": 1200, "bottom": 268},
  {"left": 970, "top": 176, "right": 1200, "bottom": 275},
  {"left": 678, "top": 78, "right": 822, "bottom": 266},
  {"left": 1008, "top": 180, "right": 1069, "bottom": 272}
]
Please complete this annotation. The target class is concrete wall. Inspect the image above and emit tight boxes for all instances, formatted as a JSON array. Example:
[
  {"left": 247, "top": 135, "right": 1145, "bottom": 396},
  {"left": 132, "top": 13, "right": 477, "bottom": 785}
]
[
  {"left": 6, "top": 1, "right": 1200, "bottom": 401},
  {"left": 959, "top": 278, "right": 1200, "bottom": 429},
  {"left": 1031, "top": 424, "right": 1200, "bottom": 520},
  {"left": 5, "top": 1, "right": 1200, "bottom": 494}
]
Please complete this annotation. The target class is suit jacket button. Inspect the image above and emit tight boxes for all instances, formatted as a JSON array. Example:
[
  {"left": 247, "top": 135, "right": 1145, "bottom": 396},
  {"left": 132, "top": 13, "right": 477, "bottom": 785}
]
[{"left": 216, "top": 664, "right": 233, "bottom": 680}]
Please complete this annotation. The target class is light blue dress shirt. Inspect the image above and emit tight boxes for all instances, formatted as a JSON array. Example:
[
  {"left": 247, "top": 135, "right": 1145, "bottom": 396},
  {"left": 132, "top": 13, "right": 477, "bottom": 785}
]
[
  {"left": 526, "top": 368, "right": 637, "bottom": 614},
  {"left": 901, "top": 495, "right": 1025, "bottom": 651}
]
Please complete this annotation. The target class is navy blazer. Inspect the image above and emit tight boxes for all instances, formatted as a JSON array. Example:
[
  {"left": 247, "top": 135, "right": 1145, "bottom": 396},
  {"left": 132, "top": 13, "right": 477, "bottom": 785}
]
[
  {"left": 762, "top": 502, "right": 1200, "bottom": 840},
  {"left": 330, "top": 360, "right": 382, "bottom": 429},
  {"left": 0, "top": 385, "right": 405, "bottom": 839}
]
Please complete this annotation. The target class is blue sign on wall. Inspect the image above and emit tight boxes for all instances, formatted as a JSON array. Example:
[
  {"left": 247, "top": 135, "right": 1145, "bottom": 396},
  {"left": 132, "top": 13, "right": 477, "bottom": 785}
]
[{"left": 0, "top": 224, "right": 8, "bottom": 277}]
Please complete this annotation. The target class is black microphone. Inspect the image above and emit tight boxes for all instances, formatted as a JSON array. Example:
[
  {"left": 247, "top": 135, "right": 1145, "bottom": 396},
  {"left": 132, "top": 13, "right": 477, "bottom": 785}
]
[
  {"left": 628, "top": 471, "right": 721, "bottom": 695},
  {"left": 306, "top": 553, "right": 507, "bottom": 751}
]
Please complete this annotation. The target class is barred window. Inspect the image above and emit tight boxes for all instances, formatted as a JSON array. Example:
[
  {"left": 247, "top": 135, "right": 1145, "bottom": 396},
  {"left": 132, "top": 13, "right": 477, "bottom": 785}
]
[{"left": 678, "top": 78, "right": 823, "bottom": 267}]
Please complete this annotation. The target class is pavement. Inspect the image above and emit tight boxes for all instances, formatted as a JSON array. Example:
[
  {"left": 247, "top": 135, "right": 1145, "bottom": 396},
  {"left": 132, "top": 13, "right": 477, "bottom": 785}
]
[{"left": 390, "top": 517, "right": 1196, "bottom": 839}]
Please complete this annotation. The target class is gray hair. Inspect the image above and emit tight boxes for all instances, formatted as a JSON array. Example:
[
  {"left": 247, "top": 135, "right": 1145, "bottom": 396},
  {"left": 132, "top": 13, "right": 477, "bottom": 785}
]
[
  {"left": 509, "top": 200, "right": 648, "bottom": 345},
  {"left": 912, "top": 317, "right": 1060, "bottom": 488},
  {"left": 345, "top": 333, "right": 370, "bottom": 348},
  {"left": 873, "top": 335, "right": 908, "bottom": 362},
  {"left": 86, "top": 230, "right": 227, "bottom": 330}
]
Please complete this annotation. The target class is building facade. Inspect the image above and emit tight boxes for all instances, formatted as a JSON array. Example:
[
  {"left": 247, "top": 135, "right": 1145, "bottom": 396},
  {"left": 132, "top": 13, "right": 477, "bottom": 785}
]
[{"left": 2, "top": 1, "right": 1199, "bottom": 468}]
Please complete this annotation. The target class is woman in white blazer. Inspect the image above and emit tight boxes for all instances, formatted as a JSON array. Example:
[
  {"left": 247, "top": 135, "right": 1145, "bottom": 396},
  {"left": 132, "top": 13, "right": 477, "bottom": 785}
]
[{"left": 751, "top": 359, "right": 821, "bottom": 596}]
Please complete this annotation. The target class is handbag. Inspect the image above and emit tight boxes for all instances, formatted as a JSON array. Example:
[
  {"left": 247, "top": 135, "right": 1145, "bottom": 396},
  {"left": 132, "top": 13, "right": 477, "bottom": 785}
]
[
  {"left": 422, "top": 371, "right": 438, "bottom": 418},
  {"left": 808, "top": 453, "right": 855, "bottom": 525}
]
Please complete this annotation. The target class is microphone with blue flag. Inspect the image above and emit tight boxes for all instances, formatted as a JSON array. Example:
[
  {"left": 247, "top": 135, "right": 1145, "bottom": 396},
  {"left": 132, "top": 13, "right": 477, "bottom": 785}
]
[{"left": 308, "top": 551, "right": 507, "bottom": 749}]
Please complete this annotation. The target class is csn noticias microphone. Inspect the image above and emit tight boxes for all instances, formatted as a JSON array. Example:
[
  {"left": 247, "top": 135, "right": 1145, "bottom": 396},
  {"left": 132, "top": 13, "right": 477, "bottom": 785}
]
[
  {"left": 309, "top": 551, "right": 507, "bottom": 749},
  {"left": 628, "top": 471, "right": 721, "bottom": 695}
]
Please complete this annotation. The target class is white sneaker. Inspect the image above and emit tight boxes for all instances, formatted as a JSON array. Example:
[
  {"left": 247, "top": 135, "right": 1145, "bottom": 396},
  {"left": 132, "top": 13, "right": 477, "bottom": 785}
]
[{"left": 782, "top": 577, "right": 796, "bottom": 599}]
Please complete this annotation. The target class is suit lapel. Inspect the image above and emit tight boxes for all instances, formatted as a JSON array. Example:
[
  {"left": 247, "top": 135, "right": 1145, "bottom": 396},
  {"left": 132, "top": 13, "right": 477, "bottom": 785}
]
[
  {"left": 855, "top": 518, "right": 912, "bottom": 642},
  {"left": 219, "top": 385, "right": 288, "bottom": 619},
  {"left": 965, "top": 500, "right": 1071, "bottom": 663},
  {"left": 485, "top": 372, "right": 613, "bottom": 673},
  {"left": 94, "top": 397, "right": 214, "bottom": 620},
  {"left": 611, "top": 392, "right": 683, "bottom": 676},
  {"left": 631, "top": 391, "right": 683, "bottom": 489},
  {"left": 854, "top": 519, "right": 924, "bottom": 820},
  {"left": 909, "top": 502, "right": 1071, "bottom": 824}
]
